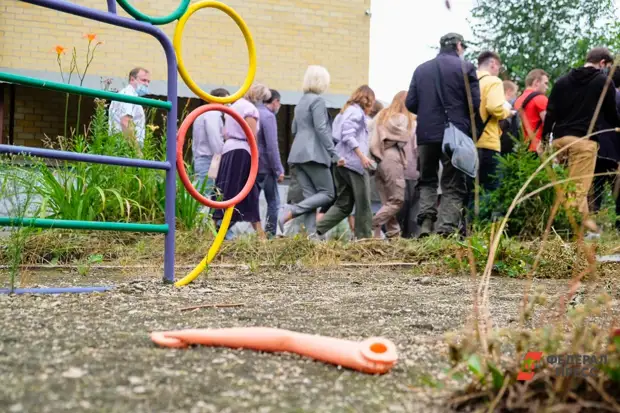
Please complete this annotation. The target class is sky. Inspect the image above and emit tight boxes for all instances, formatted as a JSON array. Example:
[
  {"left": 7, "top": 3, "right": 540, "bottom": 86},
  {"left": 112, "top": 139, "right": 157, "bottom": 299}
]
[{"left": 369, "top": 0, "right": 476, "bottom": 103}]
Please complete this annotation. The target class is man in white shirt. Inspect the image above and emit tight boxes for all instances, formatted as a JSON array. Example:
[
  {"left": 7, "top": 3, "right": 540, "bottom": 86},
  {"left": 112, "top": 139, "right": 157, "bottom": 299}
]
[
  {"left": 108, "top": 67, "right": 151, "bottom": 155},
  {"left": 192, "top": 88, "right": 230, "bottom": 195}
]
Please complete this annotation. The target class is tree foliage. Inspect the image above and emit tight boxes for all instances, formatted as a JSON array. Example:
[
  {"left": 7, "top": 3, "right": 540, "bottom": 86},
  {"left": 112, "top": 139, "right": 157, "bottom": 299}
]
[{"left": 468, "top": 0, "right": 619, "bottom": 86}]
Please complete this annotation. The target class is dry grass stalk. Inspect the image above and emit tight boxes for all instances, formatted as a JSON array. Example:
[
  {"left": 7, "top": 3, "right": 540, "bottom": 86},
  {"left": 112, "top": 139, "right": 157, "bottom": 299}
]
[
  {"left": 179, "top": 303, "right": 245, "bottom": 312},
  {"left": 477, "top": 127, "right": 618, "bottom": 347}
]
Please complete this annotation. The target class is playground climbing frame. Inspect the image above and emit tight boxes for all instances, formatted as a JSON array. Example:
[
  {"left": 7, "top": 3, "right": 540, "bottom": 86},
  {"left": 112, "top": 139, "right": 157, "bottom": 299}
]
[{"left": 0, "top": 0, "right": 258, "bottom": 294}]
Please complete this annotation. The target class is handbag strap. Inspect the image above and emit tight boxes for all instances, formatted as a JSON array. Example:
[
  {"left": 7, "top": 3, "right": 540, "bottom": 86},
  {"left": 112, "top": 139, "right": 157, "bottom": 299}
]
[
  {"left": 477, "top": 74, "right": 491, "bottom": 137},
  {"left": 436, "top": 60, "right": 492, "bottom": 138},
  {"left": 479, "top": 109, "right": 492, "bottom": 138}
]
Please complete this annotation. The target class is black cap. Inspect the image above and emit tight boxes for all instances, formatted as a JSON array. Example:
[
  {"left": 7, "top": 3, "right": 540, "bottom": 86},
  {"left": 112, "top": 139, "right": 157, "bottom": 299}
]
[{"left": 440, "top": 32, "right": 467, "bottom": 49}]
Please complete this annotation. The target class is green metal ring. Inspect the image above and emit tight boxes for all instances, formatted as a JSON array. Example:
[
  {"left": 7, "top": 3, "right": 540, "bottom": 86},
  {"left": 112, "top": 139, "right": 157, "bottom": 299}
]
[{"left": 116, "top": 0, "right": 190, "bottom": 25}]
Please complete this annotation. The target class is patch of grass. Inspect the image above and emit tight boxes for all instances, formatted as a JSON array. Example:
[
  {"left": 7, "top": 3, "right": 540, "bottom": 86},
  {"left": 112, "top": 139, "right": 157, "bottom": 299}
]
[
  {"left": 477, "top": 141, "right": 574, "bottom": 238},
  {"left": 0, "top": 229, "right": 616, "bottom": 280},
  {"left": 445, "top": 292, "right": 620, "bottom": 412},
  {"left": 439, "top": 115, "right": 620, "bottom": 411}
]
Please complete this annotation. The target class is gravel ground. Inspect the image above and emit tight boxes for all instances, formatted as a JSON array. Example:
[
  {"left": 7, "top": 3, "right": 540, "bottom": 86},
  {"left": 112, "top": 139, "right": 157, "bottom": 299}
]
[{"left": 0, "top": 267, "right": 615, "bottom": 413}]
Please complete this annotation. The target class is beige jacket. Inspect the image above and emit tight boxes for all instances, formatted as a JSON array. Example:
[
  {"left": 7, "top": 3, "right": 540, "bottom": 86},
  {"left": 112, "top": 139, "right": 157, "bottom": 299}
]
[{"left": 369, "top": 113, "right": 413, "bottom": 168}]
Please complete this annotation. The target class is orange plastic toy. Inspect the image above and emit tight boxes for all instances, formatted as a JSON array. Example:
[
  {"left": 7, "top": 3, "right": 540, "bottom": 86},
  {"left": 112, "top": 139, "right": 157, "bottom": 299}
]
[{"left": 150, "top": 327, "right": 398, "bottom": 374}]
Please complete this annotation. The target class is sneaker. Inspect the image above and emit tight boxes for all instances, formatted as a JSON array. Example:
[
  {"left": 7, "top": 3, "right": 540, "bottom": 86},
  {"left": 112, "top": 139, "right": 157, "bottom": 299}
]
[
  {"left": 583, "top": 218, "right": 599, "bottom": 233},
  {"left": 278, "top": 205, "right": 292, "bottom": 234},
  {"left": 307, "top": 232, "right": 325, "bottom": 241}
]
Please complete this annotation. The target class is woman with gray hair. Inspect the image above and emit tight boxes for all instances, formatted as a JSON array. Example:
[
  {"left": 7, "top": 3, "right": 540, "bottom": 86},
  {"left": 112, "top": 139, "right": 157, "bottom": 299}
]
[
  {"left": 278, "top": 65, "right": 342, "bottom": 234},
  {"left": 212, "top": 83, "right": 270, "bottom": 239}
]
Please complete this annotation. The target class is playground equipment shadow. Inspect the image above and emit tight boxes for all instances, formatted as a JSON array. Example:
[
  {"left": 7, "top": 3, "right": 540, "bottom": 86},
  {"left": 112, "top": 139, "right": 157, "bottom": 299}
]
[{"left": 1, "top": 267, "right": 617, "bottom": 413}]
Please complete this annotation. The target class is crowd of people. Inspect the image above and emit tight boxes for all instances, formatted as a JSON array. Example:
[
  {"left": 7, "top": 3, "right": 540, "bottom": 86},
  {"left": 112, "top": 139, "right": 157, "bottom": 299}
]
[{"left": 109, "top": 32, "right": 620, "bottom": 240}]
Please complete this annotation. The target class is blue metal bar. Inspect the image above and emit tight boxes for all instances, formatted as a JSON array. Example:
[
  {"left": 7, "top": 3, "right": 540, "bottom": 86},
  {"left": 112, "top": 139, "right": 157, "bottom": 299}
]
[
  {"left": 0, "top": 287, "right": 114, "bottom": 295},
  {"left": 20, "top": 0, "right": 178, "bottom": 284},
  {"left": 106, "top": 0, "right": 117, "bottom": 14},
  {"left": 0, "top": 144, "right": 171, "bottom": 170}
]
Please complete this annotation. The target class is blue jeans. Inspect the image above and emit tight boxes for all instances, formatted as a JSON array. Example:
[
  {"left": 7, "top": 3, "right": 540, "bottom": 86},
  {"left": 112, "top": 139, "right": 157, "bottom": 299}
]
[
  {"left": 256, "top": 173, "right": 280, "bottom": 236},
  {"left": 193, "top": 155, "right": 215, "bottom": 197}
]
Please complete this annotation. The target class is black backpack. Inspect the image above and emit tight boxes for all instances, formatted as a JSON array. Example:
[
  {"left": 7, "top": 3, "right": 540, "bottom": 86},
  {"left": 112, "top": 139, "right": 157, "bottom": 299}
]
[
  {"left": 499, "top": 114, "right": 521, "bottom": 155},
  {"left": 516, "top": 91, "right": 544, "bottom": 133},
  {"left": 500, "top": 91, "right": 543, "bottom": 155}
]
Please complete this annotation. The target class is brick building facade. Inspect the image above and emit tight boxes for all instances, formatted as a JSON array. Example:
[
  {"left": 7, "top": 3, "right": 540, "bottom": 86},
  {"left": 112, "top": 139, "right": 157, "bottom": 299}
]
[{"left": 0, "top": 0, "right": 371, "bottom": 166}]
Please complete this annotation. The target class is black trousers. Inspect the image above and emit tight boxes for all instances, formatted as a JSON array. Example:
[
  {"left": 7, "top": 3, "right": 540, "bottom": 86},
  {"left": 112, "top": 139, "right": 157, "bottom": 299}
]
[{"left": 591, "top": 158, "right": 620, "bottom": 215}]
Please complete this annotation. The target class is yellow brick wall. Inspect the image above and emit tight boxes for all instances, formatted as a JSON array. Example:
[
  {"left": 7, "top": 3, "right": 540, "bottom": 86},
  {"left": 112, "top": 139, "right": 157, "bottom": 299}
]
[
  {"left": 5, "top": 85, "right": 193, "bottom": 148},
  {"left": 0, "top": 0, "right": 371, "bottom": 96}
]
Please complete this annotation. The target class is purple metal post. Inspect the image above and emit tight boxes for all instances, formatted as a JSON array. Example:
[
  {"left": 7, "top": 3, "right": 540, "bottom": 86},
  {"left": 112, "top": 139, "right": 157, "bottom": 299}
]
[
  {"left": 3, "top": 144, "right": 171, "bottom": 170},
  {"left": 0, "top": 287, "right": 114, "bottom": 295},
  {"left": 20, "top": 0, "right": 177, "bottom": 284},
  {"left": 106, "top": 0, "right": 117, "bottom": 14}
]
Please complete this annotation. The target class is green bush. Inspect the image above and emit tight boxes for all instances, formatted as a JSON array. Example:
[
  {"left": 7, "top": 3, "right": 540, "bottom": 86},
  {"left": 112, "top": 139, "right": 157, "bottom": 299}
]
[
  {"left": 478, "top": 140, "right": 573, "bottom": 238},
  {"left": 12, "top": 99, "right": 212, "bottom": 231}
]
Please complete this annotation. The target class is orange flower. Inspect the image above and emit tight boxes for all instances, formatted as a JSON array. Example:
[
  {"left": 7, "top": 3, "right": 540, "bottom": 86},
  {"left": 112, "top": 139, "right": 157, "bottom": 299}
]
[
  {"left": 84, "top": 33, "right": 97, "bottom": 42},
  {"left": 54, "top": 45, "right": 67, "bottom": 55}
]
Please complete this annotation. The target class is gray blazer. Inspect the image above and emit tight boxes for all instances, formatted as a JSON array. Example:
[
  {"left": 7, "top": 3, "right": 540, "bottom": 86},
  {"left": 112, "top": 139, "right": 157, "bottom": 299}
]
[{"left": 287, "top": 93, "right": 339, "bottom": 167}]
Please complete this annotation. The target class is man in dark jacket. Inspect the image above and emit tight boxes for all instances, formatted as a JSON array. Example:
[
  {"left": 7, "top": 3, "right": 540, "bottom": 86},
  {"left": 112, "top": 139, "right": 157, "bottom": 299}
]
[
  {"left": 591, "top": 68, "right": 620, "bottom": 226},
  {"left": 405, "top": 32, "right": 481, "bottom": 237},
  {"left": 542, "top": 47, "right": 620, "bottom": 234}
]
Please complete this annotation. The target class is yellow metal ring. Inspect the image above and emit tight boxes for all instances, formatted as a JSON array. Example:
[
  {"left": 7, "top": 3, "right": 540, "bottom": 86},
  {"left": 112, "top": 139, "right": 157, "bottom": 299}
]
[
  {"left": 174, "top": 207, "right": 234, "bottom": 287},
  {"left": 173, "top": 1, "right": 256, "bottom": 104}
]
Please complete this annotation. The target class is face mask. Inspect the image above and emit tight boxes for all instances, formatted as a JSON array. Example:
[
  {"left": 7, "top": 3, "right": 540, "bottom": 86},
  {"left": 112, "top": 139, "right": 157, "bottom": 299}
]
[
  {"left": 602, "top": 67, "right": 610, "bottom": 76},
  {"left": 273, "top": 106, "right": 280, "bottom": 115},
  {"left": 136, "top": 83, "right": 149, "bottom": 97}
]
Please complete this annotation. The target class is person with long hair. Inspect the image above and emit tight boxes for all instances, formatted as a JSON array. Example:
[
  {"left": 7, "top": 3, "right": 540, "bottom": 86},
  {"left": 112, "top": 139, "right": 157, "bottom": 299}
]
[
  {"left": 317, "top": 100, "right": 385, "bottom": 238},
  {"left": 212, "top": 83, "right": 270, "bottom": 239},
  {"left": 370, "top": 91, "right": 416, "bottom": 239},
  {"left": 315, "top": 85, "right": 376, "bottom": 240},
  {"left": 278, "top": 65, "right": 341, "bottom": 234}
]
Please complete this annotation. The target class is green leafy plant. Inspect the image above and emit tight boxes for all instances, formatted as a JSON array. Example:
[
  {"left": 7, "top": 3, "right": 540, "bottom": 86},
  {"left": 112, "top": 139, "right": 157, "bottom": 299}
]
[
  {"left": 13, "top": 98, "right": 218, "bottom": 229},
  {"left": 446, "top": 228, "right": 535, "bottom": 277},
  {"left": 76, "top": 253, "right": 103, "bottom": 276},
  {"left": 478, "top": 140, "right": 573, "bottom": 238},
  {"left": 0, "top": 156, "right": 41, "bottom": 291}
]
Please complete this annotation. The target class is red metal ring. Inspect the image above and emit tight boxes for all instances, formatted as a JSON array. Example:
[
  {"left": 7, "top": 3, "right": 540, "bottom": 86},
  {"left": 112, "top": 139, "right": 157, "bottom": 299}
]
[{"left": 176, "top": 103, "right": 258, "bottom": 209}]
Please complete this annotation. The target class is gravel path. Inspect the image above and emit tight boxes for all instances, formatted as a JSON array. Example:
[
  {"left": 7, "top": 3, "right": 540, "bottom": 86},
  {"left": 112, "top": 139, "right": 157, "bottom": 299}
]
[{"left": 0, "top": 267, "right": 605, "bottom": 413}]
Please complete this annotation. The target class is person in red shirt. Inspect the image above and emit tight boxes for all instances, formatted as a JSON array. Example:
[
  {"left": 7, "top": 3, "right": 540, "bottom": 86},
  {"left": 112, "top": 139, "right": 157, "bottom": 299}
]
[{"left": 514, "top": 69, "right": 550, "bottom": 153}]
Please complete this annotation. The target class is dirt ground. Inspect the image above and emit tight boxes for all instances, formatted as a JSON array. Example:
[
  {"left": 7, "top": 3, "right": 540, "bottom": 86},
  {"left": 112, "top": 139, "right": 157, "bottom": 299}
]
[{"left": 0, "top": 267, "right": 615, "bottom": 413}]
